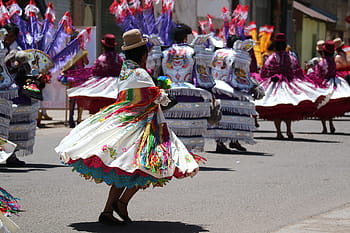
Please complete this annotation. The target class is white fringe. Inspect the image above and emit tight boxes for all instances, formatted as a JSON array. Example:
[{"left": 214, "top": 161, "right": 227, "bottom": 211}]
[
  {"left": 169, "top": 128, "right": 206, "bottom": 137},
  {"left": 0, "top": 116, "right": 10, "bottom": 128},
  {"left": 9, "top": 121, "right": 37, "bottom": 133},
  {"left": 168, "top": 87, "right": 212, "bottom": 101},
  {"left": 9, "top": 130, "right": 36, "bottom": 141},
  {"left": 204, "top": 128, "right": 256, "bottom": 144},
  {"left": 164, "top": 102, "right": 211, "bottom": 118},
  {"left": 177, "top": 137, "right": 205, "bottom": 152},
  {"left": 11, "top": 112, "right": 37, "bottom": 123},
  {"left": 210, "top": 122, "right": 255, "bottom": 131},
  {"left": 220, "top": 99, "right": 256, "bottom": 115},
  {"left": 0, "top": 99, "right": 13, "bottom": 117},
  {"left": 164, "top": 111, "right": 210, "bottom": 118},
  {"left": 12, "top": 139, "right": 35, "bottom": 157},
  {"left": 0, "top": 89, "right": 18, "bottom": 100},
  {"left": 0, "top": 126, "right": 9, "bottom": 138}
]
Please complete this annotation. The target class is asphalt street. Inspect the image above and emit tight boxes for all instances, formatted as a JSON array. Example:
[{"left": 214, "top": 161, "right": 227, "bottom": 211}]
[{"left": 1, "top": 110, "right": 350, "bottom": 233}]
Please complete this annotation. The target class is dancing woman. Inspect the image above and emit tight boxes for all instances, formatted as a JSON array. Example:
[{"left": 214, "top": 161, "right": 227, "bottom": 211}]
[{"left": 56, "top": 29, "right": 202, "bottom": 225}]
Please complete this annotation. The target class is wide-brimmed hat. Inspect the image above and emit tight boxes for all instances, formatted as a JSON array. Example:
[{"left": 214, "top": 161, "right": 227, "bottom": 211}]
[
  {"left": 101, "top": 34, "right": 117, "bottom": 48},
  {"left": 333, "top": 37, "right": 344, "bottom": 49},
  {"left": 121, "top": 29, "right": 148, "bottom": 51},
  {"left": 273, "top": 33, "right": 287, "bottom": 42},
  {"left": 316, "top": 40, "right": 325, "bottom": 51},
  {"left": 322, "top": 40, "right": 335, "bottom": 53}
]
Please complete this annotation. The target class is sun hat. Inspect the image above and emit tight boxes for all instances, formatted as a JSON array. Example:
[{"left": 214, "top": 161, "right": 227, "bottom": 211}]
[
  {"left": 333, "top": 37, "right": 344, "bottom": 49},
  {"left": 316, "top": 40, "right": 325, "bottom": 51},
  {"left": 322, "top": 40, "right": 335, "bottom": 53},
  {"left": 121, "top": 29, "right": 148, "bottom": 51},
  {"left": 273, "top": 33, "right": 287, "bottom": 42},
  {"left": 101, "top": 34, "right": 117, "bottom": 48}
]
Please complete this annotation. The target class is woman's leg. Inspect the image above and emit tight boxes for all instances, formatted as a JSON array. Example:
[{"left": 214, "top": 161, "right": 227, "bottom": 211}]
[
  {"left": 99, "top": 186, "right": 126, "bottom": 225},
  {"left": 285, "top": 120, "right": 293, "bottom": 139},
  {"left": 321, "top": 119, "right": 327, "bottom": 134},
  {"left": 329, "top": 119, "right": 335, "bottom": 134},
  {"left": 115, "top": 186, "right": 139, "bottom": 223},
  {"left": 274, "top": 119, "right": 283, "bottom": 139},
  {"left": 103, "top": 186, "right": 125, "bottom": 213},
  {"left": 77, "top": 106, "right": 83, "bottom": 124},
  {"left": 68, "top": 99, "right": 76, "bottom": 128},
  {"left": 253, "top": 115, "right": 260, "bottom": 128}
]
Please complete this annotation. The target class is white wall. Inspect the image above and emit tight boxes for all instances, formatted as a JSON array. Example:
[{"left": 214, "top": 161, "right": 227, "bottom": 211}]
[{"left": 197, "top": 0, "right": 230, "bottom": 17}]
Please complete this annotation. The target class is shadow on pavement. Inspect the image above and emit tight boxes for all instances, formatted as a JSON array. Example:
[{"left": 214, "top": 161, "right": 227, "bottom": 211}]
[
  {"left": 206, "top": 150, "right": 273, "bottom": 156},
  {"left": 69, "top": 220, "right": 209, "bottom": 233},
  {"left": 234, "top": 151, "right": 273, "bottom": 156},
  {"left": 22, "top": 163, "right": 66, "bottom": 168},
  {"left": 0, "top": 168, "right": 45, "bottom": 173},
  {"left": 199, "top": 166, "right": 235, "bottom": 172},
  {"left": 254, "top": 136, "right": 340, "bottom": 143},
  {"left": 297, "top": 131, "right": 350, "bottom": 136},
  {"left": 0, "top": 163, "right": 65, "bottom": 173}
]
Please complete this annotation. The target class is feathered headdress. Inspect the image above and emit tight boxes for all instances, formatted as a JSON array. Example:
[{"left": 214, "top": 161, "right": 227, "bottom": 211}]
[
  {"left": 110, "top": 0, "right": 175, "bottom": 46},
  {"left": 3, "top": 1, "right": 91, "bottom": 75}
]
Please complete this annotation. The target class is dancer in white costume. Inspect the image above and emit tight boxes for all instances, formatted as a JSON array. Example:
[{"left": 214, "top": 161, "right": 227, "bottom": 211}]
[
  {"left": 56, "top": 29, "right": 203, "bottom": 225},
  {"left": 1, "top": 2, "right": 89, "bottom": 165},
  {"left": 0, "top": 24, "right": 27, "bottom": 167},
  {"left": 67, "top": 34, "right": 124, "bottom": 114},
  {"left": 161, "top": 24, "right": 213, "bottom": 152},
  {"left": 206, "top": 35, "right": 257, "bottom": 153}
]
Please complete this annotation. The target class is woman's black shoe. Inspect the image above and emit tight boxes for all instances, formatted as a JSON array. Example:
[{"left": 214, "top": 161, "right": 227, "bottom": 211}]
[
  {"left": 98, "top": 212, "right": 125, "bottom": 225},
  {"left": 6, "top": 154, "right": 26, "bottom": 167},
  {"left": 215, "top": 143, "right": 231, "bottom": 154},
  {"left": 112, "top": 200, "right": 133, "bottom": 224}
]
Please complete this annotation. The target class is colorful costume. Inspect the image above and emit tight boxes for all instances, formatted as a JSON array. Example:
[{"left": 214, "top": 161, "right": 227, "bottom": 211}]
[
  {"left": 0, "top": 1, "right": 90, "bottom": 156},
  {"left": 0, "top": 29, "right": 17, "bottom": 149},
  {"left": 161, "top": 43, "right": 213, "bottom": 151},
  {"left": 308, "top": 56, "right": 350, "bottom": 119},
  {"left": 0, "top": 187, "right": 20, "bottom": 233},
  {"left": 205, "top": 39, "right": 256, "bottom": 144},
  {"left": 67, "top": 50, "right": 124, "bottom": 114},
  {"left": 255, "top": 50, "right": 328, "bottom": 120},
  {"left": 55, "top": 60, "right": 200, "bottom": 188}
]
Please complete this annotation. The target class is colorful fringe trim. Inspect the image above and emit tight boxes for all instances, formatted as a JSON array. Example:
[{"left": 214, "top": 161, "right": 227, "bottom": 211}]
[
  {"left": 67, "top": 156, "right": 171, "bottom": 189},
  {"left": 0, "top": 187, "right": 20, "bottom": 215}
]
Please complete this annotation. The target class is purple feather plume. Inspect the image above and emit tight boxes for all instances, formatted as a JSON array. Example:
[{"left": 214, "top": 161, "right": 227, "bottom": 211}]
[
  {"left": 10, "top": 14, "right": 28, "bottom": 50},
  {"left": 50, "top": 37, "right": 81, "bottom": 74},
  {"left": 44, "top": 23, "right": 69, "bottom": 58}
]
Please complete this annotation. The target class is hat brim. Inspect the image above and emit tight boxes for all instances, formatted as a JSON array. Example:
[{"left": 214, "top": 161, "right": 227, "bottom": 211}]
[
  {"left": 101, "top": 40, "right": 117, "bottom": 48},
  {"left": 335, "top": 42, "right": 344, "bottom": 49},
  {"left": 122, "top": 38, "right": 148, "bottom": 51},
  {"left": 273, "top": 39, "right": 287, "bottom": 42}
]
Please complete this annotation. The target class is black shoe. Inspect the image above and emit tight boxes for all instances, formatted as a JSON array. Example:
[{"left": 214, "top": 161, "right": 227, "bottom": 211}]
[
  {"left": 215, "top": 143, "right": 232, "bottom": 154},
  {"left": 69, "top": 121, "right": 76, "bottom": 128},
  {"left": 287, "top": 133, "right": 294, "bottom": 140},
  {"left": 112, "top": 200, "right": 133, "bottom": 224},
  {"left": 6, "top": 156, "right": 26, "bottom": 167},
  {"left": 229, "top": 141, "right": 247, "bottom": 152},
  {"left": 98, "top": 212, "right": 125, "bottom": 225},
  {"left": 37, "top": 123, "right": 46, "bottom": 128},
  {"left": 330, "top": 127, "right": 336, "bottom": 134}
]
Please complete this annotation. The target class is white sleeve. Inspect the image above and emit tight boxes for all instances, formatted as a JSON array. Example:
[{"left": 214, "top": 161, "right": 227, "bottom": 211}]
[{"left": 154, "top": 91, "right": 171, "bottom": 106}]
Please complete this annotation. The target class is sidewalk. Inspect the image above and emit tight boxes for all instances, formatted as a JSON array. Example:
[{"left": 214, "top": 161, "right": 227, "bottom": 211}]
[
  {"left": 273, "top": 204, "right": 350, "bottom": 233},
  {"left": 38, "top": 109, "right": 90, "bottom": 127}
]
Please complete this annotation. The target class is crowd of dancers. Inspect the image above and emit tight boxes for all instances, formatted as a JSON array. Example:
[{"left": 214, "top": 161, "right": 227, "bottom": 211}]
[{"left": 2, "top": 0, "right": 350, "bottom": 229}]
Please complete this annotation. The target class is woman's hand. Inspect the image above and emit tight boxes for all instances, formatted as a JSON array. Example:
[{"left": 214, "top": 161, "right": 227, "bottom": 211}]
[{"left": 154, "top": 89, "right": 171, "bottom": 106}]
